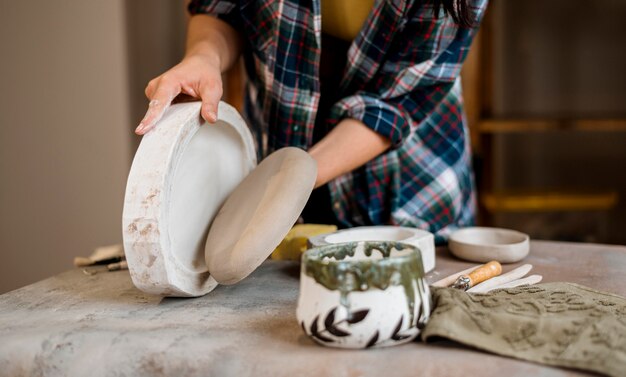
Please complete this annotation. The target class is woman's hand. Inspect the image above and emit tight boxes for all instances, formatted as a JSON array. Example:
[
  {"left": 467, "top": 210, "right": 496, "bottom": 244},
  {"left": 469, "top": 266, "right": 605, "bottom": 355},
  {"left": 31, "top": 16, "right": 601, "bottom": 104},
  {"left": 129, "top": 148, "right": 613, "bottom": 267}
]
[
  {"left": 135, "top": 14, "right": 242, "bottom": 135},
  {"left": 135, "top": 54, "right": 223, "bottom": 135}
]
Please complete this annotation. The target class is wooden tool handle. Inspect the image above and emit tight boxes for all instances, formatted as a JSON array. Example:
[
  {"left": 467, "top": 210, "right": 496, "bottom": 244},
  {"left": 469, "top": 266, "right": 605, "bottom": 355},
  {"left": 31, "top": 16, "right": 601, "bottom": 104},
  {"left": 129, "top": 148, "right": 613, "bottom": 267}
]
[{"left": 468, "top": 261, "right": 502, "bottom": 287}]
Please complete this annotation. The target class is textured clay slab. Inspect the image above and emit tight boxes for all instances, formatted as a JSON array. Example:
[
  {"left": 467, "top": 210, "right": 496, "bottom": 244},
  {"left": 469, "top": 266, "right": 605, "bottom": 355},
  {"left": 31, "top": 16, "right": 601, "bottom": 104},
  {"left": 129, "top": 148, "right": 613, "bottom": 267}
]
[{"left": 122, "top": 101, "right": 257, "bottom": 296}]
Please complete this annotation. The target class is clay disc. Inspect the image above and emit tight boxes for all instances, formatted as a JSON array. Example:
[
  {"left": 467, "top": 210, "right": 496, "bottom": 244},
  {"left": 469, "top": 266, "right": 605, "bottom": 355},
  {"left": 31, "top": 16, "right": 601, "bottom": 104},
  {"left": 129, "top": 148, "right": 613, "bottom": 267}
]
[
  {"left": 122, "top": 102, "right": 256, "bottom": 296},
  {"left": 205, "top": 147, "right": 317, "bottom": 284}
]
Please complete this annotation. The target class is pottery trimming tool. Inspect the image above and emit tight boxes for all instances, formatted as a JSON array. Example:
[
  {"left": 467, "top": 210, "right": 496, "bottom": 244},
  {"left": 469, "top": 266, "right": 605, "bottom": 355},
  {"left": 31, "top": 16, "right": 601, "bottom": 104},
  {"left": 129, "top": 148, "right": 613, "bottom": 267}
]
[
  {"left": 433, "top": 263, "right": 541, "bottom": 293},
  {"left": 451, "top": 261, "right": 502, "bottom": 291},
  {"left": 467, "top": 264, "right": 532, "bottom": 293}
]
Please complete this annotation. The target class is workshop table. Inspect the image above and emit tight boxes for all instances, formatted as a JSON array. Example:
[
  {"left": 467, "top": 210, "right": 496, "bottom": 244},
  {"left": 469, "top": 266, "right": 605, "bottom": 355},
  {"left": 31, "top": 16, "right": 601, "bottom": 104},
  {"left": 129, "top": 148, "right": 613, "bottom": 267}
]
[{"left": 1, "top": 241, "right": 624, "bottom": 377}]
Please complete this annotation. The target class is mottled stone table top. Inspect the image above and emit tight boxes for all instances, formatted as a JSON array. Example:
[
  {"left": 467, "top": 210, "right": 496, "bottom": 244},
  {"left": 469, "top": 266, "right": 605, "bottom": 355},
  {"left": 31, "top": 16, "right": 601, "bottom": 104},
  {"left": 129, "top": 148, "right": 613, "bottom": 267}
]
[{"left": 1, "top": 240, "right": 624, "bottom": 377}]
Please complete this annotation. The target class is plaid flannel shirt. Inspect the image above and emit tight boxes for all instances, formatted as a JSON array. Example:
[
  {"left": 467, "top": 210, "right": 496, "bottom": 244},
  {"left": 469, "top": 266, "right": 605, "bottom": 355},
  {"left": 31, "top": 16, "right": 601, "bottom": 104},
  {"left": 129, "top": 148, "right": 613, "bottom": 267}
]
[{"left": 189, "top": 0, "right": 487, "bottom": 243}]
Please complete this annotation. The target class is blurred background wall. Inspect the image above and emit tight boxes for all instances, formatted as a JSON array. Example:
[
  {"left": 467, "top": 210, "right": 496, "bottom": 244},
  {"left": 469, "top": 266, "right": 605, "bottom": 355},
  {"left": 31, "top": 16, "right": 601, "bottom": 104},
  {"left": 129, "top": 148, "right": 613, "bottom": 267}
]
[
  {"left": 0, "top": 1, "right": 185, "bottom": 293},
  {"left": 0, "top": 0, "right": 625, "bottom": 293},
  {"left": 482, "top": 0, "right": 626, "bottom": 243}
]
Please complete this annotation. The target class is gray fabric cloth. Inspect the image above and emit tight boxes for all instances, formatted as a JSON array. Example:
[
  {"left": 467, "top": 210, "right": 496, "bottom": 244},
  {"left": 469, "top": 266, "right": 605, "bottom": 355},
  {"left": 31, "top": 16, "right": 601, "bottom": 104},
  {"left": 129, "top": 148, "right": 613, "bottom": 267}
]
[{"left": 422, "top": 283, "right": 626, "bottom": 377}]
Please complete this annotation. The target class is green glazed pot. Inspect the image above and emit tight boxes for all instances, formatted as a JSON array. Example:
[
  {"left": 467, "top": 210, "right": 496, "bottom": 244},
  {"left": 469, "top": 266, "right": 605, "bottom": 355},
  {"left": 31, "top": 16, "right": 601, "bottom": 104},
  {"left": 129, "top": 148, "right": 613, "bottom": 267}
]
[{"left": 296, "top": 241, "right": 431, "bottom": 349}]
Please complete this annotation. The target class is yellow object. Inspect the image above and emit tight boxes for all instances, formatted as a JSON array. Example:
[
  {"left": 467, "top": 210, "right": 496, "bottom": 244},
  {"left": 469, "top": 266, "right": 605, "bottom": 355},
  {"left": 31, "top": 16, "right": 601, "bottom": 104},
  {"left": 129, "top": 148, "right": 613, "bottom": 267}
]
[
  {"left": 321, "top": 0, "right": 375, "bottom": 41},
  {"left": 271, "top": 224, "right": 338, "bottom": 261}
]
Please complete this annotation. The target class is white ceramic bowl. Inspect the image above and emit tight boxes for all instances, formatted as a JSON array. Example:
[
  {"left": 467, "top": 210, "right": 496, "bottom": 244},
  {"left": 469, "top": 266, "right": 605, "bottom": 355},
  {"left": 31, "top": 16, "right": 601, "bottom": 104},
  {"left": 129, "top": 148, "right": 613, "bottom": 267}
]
[
  {"left": 448, "top": 227, "right": 530, "bottom": 263},
  {"left": 297, "top": 241, "right": 431, "bottom": 349},
  {"left": 308, "top": 226, "right": 435, "bottom": 272}
]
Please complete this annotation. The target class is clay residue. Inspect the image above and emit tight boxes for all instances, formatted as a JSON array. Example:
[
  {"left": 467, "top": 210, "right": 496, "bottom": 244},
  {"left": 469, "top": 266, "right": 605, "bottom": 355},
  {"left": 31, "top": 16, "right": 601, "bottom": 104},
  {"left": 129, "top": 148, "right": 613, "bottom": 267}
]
[
  {"left": 141, "top": 189, "right": 160, "bottom": 207},
  {"left": 140, "top": 223, "right": 155, "bottom": 237},
  {"left": 127, "top": 222, "right": 138, "bottom": 233},
  {"left": 127, "top": 219, "right": 160, "bottom": 238},
  {"left": 126, "top": 219, "right": 162, "bottom": 273},
  {"left": 146, "top": 254, "right": 157, "bottom": 268}
]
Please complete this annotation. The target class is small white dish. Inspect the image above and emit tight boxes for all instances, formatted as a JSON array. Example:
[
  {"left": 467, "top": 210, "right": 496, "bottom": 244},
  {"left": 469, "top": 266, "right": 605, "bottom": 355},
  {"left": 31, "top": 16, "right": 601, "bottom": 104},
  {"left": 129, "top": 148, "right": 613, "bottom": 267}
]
[
  {"left": 308, "top": 226, "right": 436, "bottom": 272},
  {"left": 448, "top": 227, "right": 530, "bottom": 263}
]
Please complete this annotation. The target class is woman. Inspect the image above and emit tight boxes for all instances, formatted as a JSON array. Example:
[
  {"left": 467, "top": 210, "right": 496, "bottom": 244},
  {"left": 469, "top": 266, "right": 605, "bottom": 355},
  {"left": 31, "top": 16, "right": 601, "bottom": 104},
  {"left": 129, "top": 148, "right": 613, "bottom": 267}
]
[{"left": 136, "top": 0, "right": 488, "bottom": 244}]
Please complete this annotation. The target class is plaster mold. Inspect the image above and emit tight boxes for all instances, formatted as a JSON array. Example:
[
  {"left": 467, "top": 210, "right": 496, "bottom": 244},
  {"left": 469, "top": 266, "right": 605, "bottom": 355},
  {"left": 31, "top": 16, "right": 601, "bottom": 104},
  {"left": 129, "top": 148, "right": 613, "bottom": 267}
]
[
  {"left": 309, "top": 226, "right": 436, "bottom": 272},
  {"left": 122, "top": 102, "right": 257, "bottom": 296}
]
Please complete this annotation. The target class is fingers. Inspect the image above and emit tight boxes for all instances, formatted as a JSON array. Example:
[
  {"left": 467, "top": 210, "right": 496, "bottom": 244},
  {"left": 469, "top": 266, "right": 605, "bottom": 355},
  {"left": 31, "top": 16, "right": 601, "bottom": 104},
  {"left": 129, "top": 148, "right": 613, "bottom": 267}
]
[
  {"left": 136, "top": 62, "right": 223, "bottom": 135},
  {"left": 144, "top": 78, "right": 157, "bottom": 99},
  {"left": 136, "top": 78, "right": 181, "bottom": 135},
  {"left": 199, "top": 79, "right": 222, "bottom": 123}
]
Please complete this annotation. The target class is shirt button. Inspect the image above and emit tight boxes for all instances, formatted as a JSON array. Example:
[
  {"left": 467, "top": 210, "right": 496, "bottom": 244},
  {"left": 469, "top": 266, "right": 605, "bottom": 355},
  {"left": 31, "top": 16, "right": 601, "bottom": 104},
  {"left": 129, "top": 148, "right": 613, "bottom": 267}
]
[
  {"left": 334, "top": 202, "right": 340, "bottom": 209},
  {"left": 294, "top": 125, "right": 299, "bottom": 131}
]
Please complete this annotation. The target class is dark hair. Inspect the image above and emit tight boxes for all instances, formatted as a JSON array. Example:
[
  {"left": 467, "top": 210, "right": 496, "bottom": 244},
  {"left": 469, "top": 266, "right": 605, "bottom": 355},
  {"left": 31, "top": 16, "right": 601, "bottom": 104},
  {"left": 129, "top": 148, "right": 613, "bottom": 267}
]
[{"left": 433, "top": 0, "right": 473, "bottom": 27}]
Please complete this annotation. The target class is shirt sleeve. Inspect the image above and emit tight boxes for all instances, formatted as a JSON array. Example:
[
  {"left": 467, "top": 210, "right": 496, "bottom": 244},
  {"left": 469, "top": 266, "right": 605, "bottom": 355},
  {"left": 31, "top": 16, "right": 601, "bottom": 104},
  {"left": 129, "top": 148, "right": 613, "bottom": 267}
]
[
  {"left": 188, "top": 0, "right": 241, "bottom": 30},
  {"left": 329, "top": 0, "right": 488, "bottom": 149}
]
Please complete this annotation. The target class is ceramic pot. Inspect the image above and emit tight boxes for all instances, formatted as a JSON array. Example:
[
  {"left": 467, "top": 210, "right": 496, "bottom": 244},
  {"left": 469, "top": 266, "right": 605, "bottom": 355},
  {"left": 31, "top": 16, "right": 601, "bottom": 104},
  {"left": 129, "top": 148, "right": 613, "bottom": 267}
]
[
  {"left": 297, "top": 241, "right": 431, "bottom": 349},
  {"left": 308, "top": 226, "right": 436, "bottom": 272}
]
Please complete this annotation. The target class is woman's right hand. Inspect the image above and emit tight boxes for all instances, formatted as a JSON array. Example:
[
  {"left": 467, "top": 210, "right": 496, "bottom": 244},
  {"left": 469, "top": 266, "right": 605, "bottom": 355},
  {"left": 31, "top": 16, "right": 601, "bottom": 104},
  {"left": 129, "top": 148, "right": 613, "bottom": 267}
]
[
  {"left": 135, "top": 52, "right": 223, "bottom": 135},
  {"left": 135, "top": 13, "right": 242, "bottom": 135}
]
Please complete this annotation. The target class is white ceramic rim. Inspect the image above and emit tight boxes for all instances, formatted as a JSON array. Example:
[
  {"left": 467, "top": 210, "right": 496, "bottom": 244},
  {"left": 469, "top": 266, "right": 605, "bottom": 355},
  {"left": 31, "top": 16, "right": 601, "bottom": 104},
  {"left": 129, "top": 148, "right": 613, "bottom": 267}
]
[
  {"left": 309, "top": 226, "right": 433, "bottom": 246},
  {"left": 323, "top": 227, "right": 418, "bottom": 244}
]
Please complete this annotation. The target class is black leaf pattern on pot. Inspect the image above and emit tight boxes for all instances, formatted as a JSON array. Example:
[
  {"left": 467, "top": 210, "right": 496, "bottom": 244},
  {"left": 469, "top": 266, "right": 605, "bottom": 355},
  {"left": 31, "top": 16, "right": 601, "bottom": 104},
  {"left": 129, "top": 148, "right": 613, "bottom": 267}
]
[
  {"left": 310, "top": 315, "right": 334, "bottom": 342},
  {"left": 306, "top": 307, "right": 372, "bottom": 344},
  {"left": 391, "top": 316, "right": 411, "bottom": 341},
  {"left": 416, "top": 301, "right": 427, "bottom": 330},
  {"left": 347, "top": 309, "right": 369, "bottom": 324},
  {"left": 393, "top": 316, "right": 403, "bottom": 334},
  {"left": 324, "top": 308, "right": 350, "bottom": 337},
  {"left": 366, "top": 330, "right": 379, "bottom": 348},
  {"left": 327, "top": 326, "right": 350, "bottom": 337},
  {"left": 311, "top": 315, "right": 319, "bottom": 334},
  {"left": 324, "top": 308, "right": 336, "bottom": 328}
]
